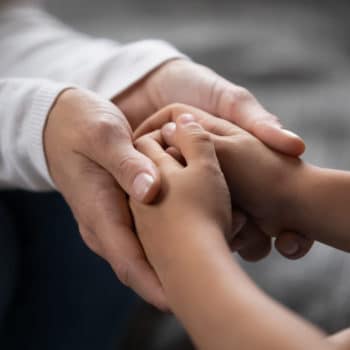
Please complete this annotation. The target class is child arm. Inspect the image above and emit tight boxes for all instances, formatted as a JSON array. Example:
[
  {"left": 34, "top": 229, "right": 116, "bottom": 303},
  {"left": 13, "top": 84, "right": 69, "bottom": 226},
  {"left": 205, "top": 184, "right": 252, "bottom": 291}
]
[{"left": 131, "top": 116, "right": 334, "bottom": 350}]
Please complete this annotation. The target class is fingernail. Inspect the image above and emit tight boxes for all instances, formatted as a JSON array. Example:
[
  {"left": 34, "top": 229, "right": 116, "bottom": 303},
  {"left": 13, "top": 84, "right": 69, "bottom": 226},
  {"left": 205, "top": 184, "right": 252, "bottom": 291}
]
[
  {"left": 133, "top": 173, "right": 155, "bottom": 201},
  {"left": 282, "top": 129, "right": 301, "bottom": 139},
  {"left": 232, "top": 212, "right": 247, "bottom": 236},
  {"left": 178, "top": 113, "right": 195, "bottom": 124},
  {"left": 162, "top": 122, "right": 176, "bottom": 136},
  {"left": 281, "top": 240, "right": 299, "bottom": 256}
]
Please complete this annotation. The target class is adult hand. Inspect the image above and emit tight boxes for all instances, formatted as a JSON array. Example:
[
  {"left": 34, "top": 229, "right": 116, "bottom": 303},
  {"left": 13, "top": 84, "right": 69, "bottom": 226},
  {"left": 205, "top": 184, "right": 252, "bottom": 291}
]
[
  {"left": 44, "top": 88, "right": 167, "bottom": 310},
  {"left": 115, "top": 59, "right": 308, "bottom": 260},
  {"left": 115, "top": 59, "right": 305, "bottom": 156}
]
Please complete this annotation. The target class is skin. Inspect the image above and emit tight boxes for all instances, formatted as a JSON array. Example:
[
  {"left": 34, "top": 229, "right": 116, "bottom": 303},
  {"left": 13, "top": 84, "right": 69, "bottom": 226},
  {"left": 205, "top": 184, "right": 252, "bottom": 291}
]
[
  {"left": 136, "top": 103, "right": 350, "bottom": 253},
  {"left": 130, "top": 115, "right": 341, "bottom": 350},
  {"left": 134, "top": 103, "right": 313, "bottom": 259},
  {"left": 44, "top": 59, "right": 308, "bottom": 309}
]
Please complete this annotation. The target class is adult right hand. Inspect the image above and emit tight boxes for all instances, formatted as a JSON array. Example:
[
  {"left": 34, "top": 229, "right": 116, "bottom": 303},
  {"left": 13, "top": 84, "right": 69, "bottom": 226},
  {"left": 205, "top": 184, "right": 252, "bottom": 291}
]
[{"left": 44, "top": 88, "right": 167, "bottom": 309}]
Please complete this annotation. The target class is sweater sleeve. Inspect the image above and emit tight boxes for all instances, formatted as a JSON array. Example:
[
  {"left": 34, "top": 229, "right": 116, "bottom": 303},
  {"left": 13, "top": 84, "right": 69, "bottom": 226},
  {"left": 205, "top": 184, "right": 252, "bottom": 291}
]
[
  {"left": 0, "top": 4, "right": 186, "bottom": 99},
  {"left": 0, "top": 79, "right": 69, "bottom": 190},
  {"left": 0, "top": 3, "right": 186, "bottom": 191}
]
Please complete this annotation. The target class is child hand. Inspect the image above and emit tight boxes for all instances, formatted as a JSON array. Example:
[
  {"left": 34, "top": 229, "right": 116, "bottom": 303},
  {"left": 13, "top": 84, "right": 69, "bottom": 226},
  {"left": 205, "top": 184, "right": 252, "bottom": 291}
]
[
  {"left": 135, "top": 104, "right": 313, "bottom": 260},
  {"left": 130, "top": 115, "right": 234, "bottom": 273}
]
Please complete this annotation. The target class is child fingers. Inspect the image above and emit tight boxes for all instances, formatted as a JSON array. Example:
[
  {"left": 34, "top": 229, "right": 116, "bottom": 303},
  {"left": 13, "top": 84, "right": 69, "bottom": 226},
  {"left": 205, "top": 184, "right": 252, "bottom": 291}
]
[
  {"left": 165, "top": 146, "right": 186, "bottom": 165},
  {"left": 232, "top": 221, "right": 272, "bottom": 262},
  {"left": 173, "top": 114, "right": 219, "bottom": 166},
  {"left": 275, "top": 232, "right": 314, "bottom": 260},
  {"left": 134, "top": 132, "right": 181, "bottom": 171},
  {"left": 161, "top": 122, "right": 177, "bottom": 148},
  {"left": 135, "top": 102, "right": 240, "bottom": 139},
  {"left": 134, "top": 103, "right": 200, "bottom": 138}
]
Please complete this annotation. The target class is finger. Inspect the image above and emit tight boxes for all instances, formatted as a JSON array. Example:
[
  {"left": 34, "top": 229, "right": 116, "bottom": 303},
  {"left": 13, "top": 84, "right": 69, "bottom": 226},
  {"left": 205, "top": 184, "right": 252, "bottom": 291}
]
[
  {"left": 135, "top": 103, "right": 238, "bottom": 139},
  {"left": 207, "top": 80, "right": 305, "bottom": 156},
  {"left": 275, "top": 232, "right": 314, "bottom": 260},
  {"left": 233, "top": 221, "right": 272, "bottom": 262},
  {"left": 146, "top": 105, "right": 304, "bottom": 160},
  {"left": 135, "top": 132, "right": 181, "bottom": 171},
  {"left": 172, "top": 114, "right": 218, "bottom": 166},
  {"left": 165, "top": 146, "right": 185, "bottom": 165},
  {"left": 67, "top": 163, "right": 168, "bottom": 310},
  {"left": 251, "top": 121, "right": 305, "bottom": 157},
  {"left": 81, "top": 116, "right": 161, "bottom": 203}
]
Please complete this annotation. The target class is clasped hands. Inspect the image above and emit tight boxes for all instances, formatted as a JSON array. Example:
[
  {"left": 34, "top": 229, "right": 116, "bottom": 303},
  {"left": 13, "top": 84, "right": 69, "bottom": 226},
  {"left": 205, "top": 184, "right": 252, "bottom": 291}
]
[
  {"left": 131, "top": 104, "right": 314, "bottom": 285},
  {"left": 44, "top": 59, "right": 312, "bottom": 310}
]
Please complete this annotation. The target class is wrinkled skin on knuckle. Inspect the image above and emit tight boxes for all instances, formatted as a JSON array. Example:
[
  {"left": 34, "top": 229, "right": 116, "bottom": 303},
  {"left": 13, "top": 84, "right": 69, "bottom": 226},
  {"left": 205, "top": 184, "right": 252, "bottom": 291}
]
[
  {"left": 223, "top": 86, "right": 254, "bottom": 115},
  {"left": 79, "top": 114, "right": 131, "bottom": 155},
  {"left": 186, "top": 128, "right": 212, "bottom": 145},
  {"left": 115, "top": 155, "right": 142, "bottom": 186},
  {"left": 196, "top": 158, "right": 221, "bottom": 177}
]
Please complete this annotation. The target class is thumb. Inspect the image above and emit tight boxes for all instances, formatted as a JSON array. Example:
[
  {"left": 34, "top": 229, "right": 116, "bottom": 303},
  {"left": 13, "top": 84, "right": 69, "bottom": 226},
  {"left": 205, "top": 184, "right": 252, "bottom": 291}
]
[
  {"left": 81, "top": 117, "right": 161, "bottom": 203},
  {"left": 174, "top": 113, "right": 218, "bottom": 166},
  {"left": 112, "top": 144, "right": 161, "bottom": 203}
]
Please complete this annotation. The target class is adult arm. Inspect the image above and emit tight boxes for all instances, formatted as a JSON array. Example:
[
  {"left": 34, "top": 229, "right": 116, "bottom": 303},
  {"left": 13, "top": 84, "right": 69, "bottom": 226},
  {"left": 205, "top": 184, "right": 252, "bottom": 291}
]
[
  {"left": 0, "top": 78, "right": 68, "bottom": 189},
  {"left": 0, "top": 2, "right": 183, "bottom": 307},
  {"left": 0, "top": 3, "right": 184, "bottom": 102}
]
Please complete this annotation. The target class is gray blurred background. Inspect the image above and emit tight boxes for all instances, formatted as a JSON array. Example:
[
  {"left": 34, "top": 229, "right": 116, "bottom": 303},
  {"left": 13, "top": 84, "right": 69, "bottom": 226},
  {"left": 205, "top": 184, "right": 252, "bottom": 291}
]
[{"left": 46, "top": 0, "right": 350, "bottom": 345}]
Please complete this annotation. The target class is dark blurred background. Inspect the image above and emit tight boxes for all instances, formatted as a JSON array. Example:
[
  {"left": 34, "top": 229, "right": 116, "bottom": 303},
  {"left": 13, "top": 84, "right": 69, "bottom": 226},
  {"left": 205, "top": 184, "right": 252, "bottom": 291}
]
[{"left": 37, "top": 0, "right": 350, "bottom": 348}]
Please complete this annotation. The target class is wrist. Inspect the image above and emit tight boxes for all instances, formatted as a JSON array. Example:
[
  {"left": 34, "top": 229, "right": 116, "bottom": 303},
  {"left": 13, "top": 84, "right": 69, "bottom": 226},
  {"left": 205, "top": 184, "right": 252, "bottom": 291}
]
[
  {"left": 150, "top": 220, "right": 230, "bottom": 281},
  {"left": 281, "top": 163, "right": 321, "bottom": 236}
]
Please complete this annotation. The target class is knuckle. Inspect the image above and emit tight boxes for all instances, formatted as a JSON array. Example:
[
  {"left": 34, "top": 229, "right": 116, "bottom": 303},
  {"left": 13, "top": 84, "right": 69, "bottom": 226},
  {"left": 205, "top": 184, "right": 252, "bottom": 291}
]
[
  {"left": 234, "top": 86, "right": 253, "bottom": 101},
  {"left": 198, "top": 158, "right": 221, "bottom": 175},
  {"left": 226, "top": 87, "right": 253, "bottom": 112},
  {"left": 83, "top": 117, "right": 130, "bottom": 150},
  {"left": 194, "top": 129, "right": 211, "bottom": 141},
  {"left": 116, "top": 155, "right": 143, "bottom": 185},
  {"left": 93, "top": 118, "right": 124, "bottom": 140},
  {"left": 188, "top": 129, "right": 212, "bottom": 144}
]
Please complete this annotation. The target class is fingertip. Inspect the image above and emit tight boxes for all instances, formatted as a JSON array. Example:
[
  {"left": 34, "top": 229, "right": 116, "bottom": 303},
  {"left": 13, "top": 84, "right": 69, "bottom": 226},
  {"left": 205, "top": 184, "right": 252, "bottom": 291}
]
[
  {"left": 234, "top": 223, "right": 272, "bottom": 262},
  {"left": 176, "top": 113, "right": 196, "bottom": 125},
  {"left": 275, "top": 232, "right": 313, "bottom": 260},
  {"left": 281, "top": 129, "right": 306, "bottom": 156},
  {"left": 161, "top": 122, "right": 177, "bottom": 145},
  {"left": 238, "top": 240, "right": 272, "bottom": 262},
  {"left": 253, "top": 122, "right": 306, "bottom": 157},
  {"left": 162, "top": 122, "right": 176, "bottom": 136},
  {"left": 132, "top": 170, "right": 161, "bottom": 204}
]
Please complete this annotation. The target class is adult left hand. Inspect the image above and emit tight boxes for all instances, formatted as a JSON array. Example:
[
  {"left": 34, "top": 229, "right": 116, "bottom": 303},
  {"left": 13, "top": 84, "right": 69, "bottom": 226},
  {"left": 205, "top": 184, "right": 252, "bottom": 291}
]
[{"left": 115, "top": 59, "right": 312, "bottom": 261}]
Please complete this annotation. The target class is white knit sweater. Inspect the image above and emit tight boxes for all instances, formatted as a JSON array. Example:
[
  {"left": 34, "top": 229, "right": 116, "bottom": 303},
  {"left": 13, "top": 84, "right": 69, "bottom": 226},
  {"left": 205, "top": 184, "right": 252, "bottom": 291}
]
[{"left": 0, "top": 3, "right": 184, "bottom": 190}]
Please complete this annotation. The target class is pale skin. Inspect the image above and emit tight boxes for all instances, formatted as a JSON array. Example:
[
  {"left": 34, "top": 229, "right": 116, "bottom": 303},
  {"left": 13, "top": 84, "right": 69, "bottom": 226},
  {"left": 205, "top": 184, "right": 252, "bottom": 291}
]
[
  {"left": 131, "top": 112, "right": 350, "bottom": 350},
  {"left": 44, "top": 59, "right": 312, "bottom": 308}
]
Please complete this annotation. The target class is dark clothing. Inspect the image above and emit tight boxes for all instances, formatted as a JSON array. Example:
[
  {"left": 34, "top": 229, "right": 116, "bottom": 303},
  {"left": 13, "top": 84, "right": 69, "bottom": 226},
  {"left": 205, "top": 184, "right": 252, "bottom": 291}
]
[{"left": 0, "top": 191, "right": 137, "bottom": 350}]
